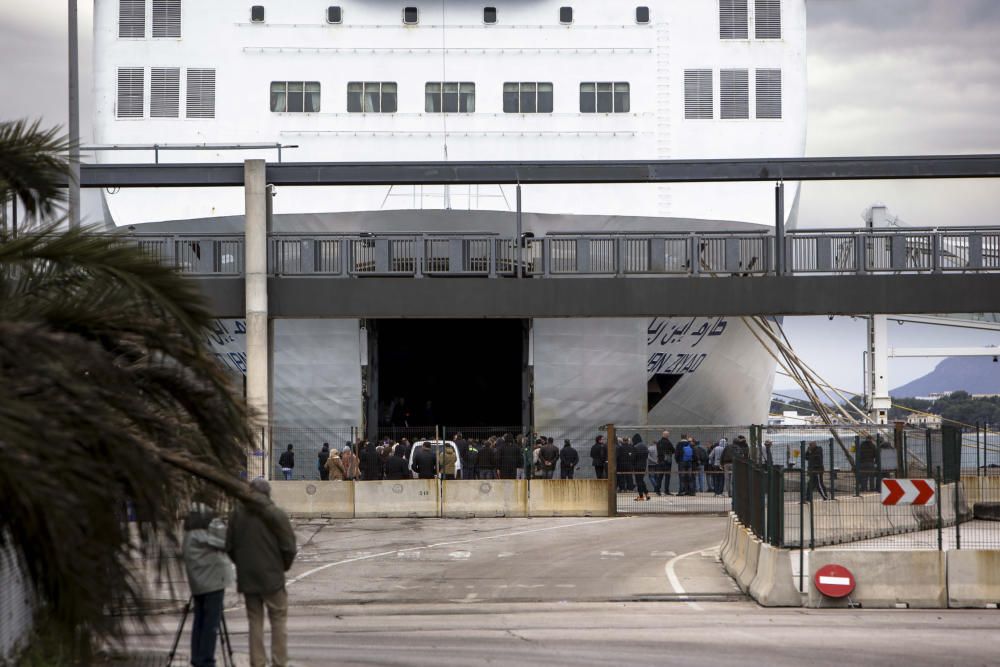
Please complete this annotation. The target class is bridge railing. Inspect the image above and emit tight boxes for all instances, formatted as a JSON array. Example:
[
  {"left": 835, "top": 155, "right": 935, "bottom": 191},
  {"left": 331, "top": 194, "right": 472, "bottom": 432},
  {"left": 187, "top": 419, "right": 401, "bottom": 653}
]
[{"left": 118, "top": 227, "right": 1000, "bottom": 278}]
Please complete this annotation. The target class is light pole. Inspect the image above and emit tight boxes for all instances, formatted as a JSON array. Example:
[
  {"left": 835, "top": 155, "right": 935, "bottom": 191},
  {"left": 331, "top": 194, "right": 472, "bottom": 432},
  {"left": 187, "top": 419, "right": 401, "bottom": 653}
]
[{"left": 68, "top": 0, "right": 81, "bottom": 228}]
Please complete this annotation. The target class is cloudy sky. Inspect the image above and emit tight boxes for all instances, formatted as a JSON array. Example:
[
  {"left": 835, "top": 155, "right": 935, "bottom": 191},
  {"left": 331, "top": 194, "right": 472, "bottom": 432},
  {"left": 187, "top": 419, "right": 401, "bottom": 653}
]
[{"left": 1, "top": 0, "right": 999, "bottom": 396}]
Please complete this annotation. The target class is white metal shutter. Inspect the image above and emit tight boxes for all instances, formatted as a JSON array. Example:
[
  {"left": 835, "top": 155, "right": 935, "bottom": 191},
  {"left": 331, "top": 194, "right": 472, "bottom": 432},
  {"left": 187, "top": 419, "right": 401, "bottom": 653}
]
[
  {"left": 754, "top": 0, "right": 781, "bottom": 39},
  {"left": 756, "top": 69, "right": 782, "bottom": 119},
  {"left": 684, "top": 69, "right": 713, "bottom": 119},
  {"left": 720, "top": 69, "right": 749, "bottom": 119},
  {"left": 186, "top": 68, "right": 216, "bottom": 118},
  {"left": 150, "top": 67, "right": 180, "bottom": 117},
  {"left": 152, "top": 0, "right": 182, "bottom": 38},
  {"left": 719, "top": 0, "right": 748, "bottom": 39},
  {"left": 118, "top": 0, "right": 145, "bottom": 38},
  {"left": 116, "top": 67, "right": 144, "bottom": 118}
]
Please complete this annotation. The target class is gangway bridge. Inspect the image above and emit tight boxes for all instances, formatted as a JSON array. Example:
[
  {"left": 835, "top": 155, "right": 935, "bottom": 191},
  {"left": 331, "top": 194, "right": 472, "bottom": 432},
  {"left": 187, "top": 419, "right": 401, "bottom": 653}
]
[{"left": 71, "top": 154, "right": 1000, "bottom": 318}]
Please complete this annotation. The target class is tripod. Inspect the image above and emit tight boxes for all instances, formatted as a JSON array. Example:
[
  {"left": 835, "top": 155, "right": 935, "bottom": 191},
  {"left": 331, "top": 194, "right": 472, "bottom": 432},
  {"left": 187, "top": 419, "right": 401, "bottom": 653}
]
[{"left": 167, "top": 596, "right": 235, "bottom": 667}]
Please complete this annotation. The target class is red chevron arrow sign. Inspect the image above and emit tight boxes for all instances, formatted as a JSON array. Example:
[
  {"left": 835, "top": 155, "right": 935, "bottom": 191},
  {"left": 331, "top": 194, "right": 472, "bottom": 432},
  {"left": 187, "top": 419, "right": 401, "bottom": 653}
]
[{"left": 881, "top": 479, "right": 936, "bottom": 506}]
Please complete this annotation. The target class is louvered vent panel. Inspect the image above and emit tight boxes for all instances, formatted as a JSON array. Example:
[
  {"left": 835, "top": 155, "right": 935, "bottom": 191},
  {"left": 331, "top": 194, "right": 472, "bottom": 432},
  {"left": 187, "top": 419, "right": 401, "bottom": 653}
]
[
  {"left": 720, "top": 69, "right": 749, "bottom": 119},
  {"left": 151, "top": 67, "right": 180, "bottom": 117},
  {"left": 719, "top": 0, "right": 748, "bottom": 39},
  {"left": 186, "top": 68, "right": 216, "bottom": 118},
  {"left": 116, "top": 67, "right": 144, "bottom": 118},
  {"left": 118, "top": 0, "right": 145, "bottom": 38},
  {"left": 684, "top": 69, "right": 713, "bottom": 119},
  {"left": 152, "top": 0, "right": 182, "bottom": 38},
  {"left": 755, "top": 0, "right": 781, "bottom": 39},
  {"left": 756, "top": 69, "right": 782, "bottom": 119}
]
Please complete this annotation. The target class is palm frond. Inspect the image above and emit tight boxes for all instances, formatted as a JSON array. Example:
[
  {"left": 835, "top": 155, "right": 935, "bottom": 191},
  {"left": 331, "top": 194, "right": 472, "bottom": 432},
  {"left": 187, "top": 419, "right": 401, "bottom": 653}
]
[{"left": 0, "top": 119, "right": 71, "bottom": 218}]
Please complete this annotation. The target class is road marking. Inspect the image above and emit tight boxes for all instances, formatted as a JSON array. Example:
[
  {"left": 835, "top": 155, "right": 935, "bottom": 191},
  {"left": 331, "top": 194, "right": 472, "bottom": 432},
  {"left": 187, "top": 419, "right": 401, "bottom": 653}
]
[
  {"left": 286, "top": 517, "right": 626, "bottom": 585},
  {"left": 449, "top": 551, "right": 471, "bottom": 560},
  {"left": 665, "top": 547, "right": 717, "bottom": 611},
  {"left": 497, "top": 552, "right": 516, "bottom": 558},
  {"left": 650, "top": 551, "right": 676, "bottom": 557},
  {"left": 600, "top": 550, "right": 625, "bottom": 558}
]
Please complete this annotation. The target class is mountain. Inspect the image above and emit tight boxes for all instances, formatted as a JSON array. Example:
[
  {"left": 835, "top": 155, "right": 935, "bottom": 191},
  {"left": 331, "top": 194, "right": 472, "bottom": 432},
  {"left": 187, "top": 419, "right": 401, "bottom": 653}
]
[{"left": 891, "top": 356, "right": 1000, "bottom": 398}]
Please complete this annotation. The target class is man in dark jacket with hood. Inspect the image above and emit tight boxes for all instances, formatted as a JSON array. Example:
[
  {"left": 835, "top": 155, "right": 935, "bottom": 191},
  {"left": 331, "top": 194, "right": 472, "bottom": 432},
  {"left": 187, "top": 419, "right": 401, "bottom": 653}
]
[
  {"left": 632, "top": 435, "right": 650, "bottom": 500},
  {"left": 538, "top": 437, "right": 560, "bottom": 479},
  {"left": 560, "top": 440, "right": 580, "bottom": 479},
  {"left": 653, "top": 431, "right": 674, "bottom": 496},
  {"left": 384, "top": 447, "right": 411, "bottom": 480},
  {"left": 497, "top": 434, "right": 520, "bottom": 480},
  {"left": 617, "top": 437, "right": 635, "bottom": 492},
  {"left": 227, "top": 479, "right": 297, "bottom": 667},
  {"left": 411, "top": 441, "right": 438, "bottom": 479},
  {"left": 317, "top": 443, "right": 330, "bottom": 481},
  {"left": 590, "top": 436, "right": 607, "bottom": 480},
  {"left": 183, "top": 493, "right": 233, "bottom": 667},
  {"left": 359, "top": 440, "right": 381, "bottom": 480},
  {"left": 857, "top": 435, "right": 878, "bottom": 492}
]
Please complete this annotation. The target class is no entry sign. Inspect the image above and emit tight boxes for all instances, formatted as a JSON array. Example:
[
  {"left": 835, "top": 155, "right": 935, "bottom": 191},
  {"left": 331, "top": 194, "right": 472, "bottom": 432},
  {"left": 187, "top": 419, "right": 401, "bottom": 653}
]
[
  {"left": 814, "top": 564, "right": 856, "bottom": 599},
  {"left": 881, "top": 479, "right": 936, "bottom": 506}
]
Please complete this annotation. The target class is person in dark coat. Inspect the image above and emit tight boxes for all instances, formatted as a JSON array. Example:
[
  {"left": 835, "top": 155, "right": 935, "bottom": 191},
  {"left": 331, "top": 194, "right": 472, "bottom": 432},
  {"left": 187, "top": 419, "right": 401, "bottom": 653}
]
[
  {"left": 617, "top": 437, "right": 635, "bottom": 492},
  {"left": 227, "top": 479, "right": 296, "bottom": 667},
  {"left": 590, "top": 436, "right": 607, "bottom": 480},
  {"left": 384, "top": 448, "right": 411, "bottom": 480},
  {"left": 411, "top": 442, "right": 438, "bottom": 479},
  {"left": 317, "top": 443, "right": 330, "bottom": 481},
  {"left": 560, "top": 440, "right": 579, "bottom": 479},
  {"left": 278, "top": 444, "right": 295, "bottom": 480},
  {"left": 497, "top": 434, "right": 520, "bottom": 480},
  {"left": 632, "top": 435, "right": 650, "bottom": 501},
  {"left": 805, "top": 441, "right": 829, "bottom": 502},
  {"left": 538, "top": 438, "right": 560, "bottom": 479},
  {"left": 478, "top": 440, "right": 498, "bottom": 479},
  {"left": 359, "top": 440, "right": 381, "bottom": 481},
  {"left": 857, "top": 436, "right": 878, "bottom": 492},
  {"left": 454, "top": 433, "right": 470, "bottom": 479},
  {"left": 653, "top": 431, "right": 674, "bottom": 495}
]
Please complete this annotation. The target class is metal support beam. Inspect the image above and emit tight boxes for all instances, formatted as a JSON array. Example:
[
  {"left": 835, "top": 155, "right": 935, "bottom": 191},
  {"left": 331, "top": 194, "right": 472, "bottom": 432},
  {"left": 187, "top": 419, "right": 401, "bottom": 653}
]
[
  {"left": 868, "top": 315, "right": 891, "bottom": 424},
  {"left": 67, "top": 0, "right": 80, "bottom": 228},
  {"left": 889, "top": 347, "right": 1000, "bottom": 358},
  {"left": 77, "top": 155, "right": 1000, "bottom": 188},
  {"left": 775, "top": 182, "right": 786, "bottom": 275}
]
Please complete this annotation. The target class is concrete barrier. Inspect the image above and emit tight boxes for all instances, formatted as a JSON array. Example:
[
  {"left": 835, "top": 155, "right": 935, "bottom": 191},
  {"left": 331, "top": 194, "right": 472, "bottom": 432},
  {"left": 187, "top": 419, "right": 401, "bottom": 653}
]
[
  {"left": 721, "top": 516, "right": 738, "bottom": 566},
  {"left": 736, "top": 536, "right": 761, "bottom": 593},
  {"left": 270, "top": 481, "right": 354, "bottom": 517},
  {"left": 749, "top": 544, "right": 803, "bottom": 607},
  {"left": 354, "top": 479, "right": 439, "bottom": 518},
  {"left": 726, "top": 526, "right": 750, "bottom": 580},
  {"left": 443, "top": 480, "right": 527, "bottom": 518},
  {"left": 528, "top": 479, "right": 609, "bottom": 517},
  {"left": 719, "top": 515, "right": 734, "bottom": 560},
  {"left": 947, "top": 550, "right": 1000, "bottom": 608},
  {"left": 808, "top": 550, "right": 946, "bottom": 608}
]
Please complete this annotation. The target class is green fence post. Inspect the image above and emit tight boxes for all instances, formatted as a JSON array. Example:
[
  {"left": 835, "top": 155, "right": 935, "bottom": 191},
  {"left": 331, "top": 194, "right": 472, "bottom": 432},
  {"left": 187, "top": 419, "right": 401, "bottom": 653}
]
[
  {"left": 936, "top": 466, "right": 943, "bottom": 552},
  {"left": 955, "top": 473, "right": 962, "bottom": 550},
  {"left": 799, "top": 463, "right": 805, "bottom": 593}
]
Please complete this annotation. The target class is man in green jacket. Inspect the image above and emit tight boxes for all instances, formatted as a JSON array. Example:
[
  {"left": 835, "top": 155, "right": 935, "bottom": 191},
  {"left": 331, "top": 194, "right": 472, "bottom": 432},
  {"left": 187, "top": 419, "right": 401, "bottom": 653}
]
[{"left": 227, "top": 478, "right": 297, "bottom": 667}]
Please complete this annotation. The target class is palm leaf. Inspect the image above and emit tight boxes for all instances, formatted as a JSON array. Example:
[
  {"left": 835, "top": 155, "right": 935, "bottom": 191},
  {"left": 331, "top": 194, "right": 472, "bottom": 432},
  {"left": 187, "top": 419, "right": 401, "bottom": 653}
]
[{"left": 0, "top": 119, "right": 71, "bottom": 218}]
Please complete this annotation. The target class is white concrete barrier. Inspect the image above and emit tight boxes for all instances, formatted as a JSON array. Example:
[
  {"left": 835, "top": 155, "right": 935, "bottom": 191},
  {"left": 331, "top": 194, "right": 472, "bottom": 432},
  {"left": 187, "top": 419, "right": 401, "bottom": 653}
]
[
  {"left": 719, "top": 514, "right": 734, "bottom": 559},
  {"left": 270, "top": 481, "right": 354, "bottom": 517},
  {"left": 737, "top": 536, "right": 762, "bottom": 593},
  {"left": 726, "top": 526, "right": 750, "bottom": 580},
  {"left": 947, "top": 550, "right": 1000, "bottom": 608},
  {"left": 808, "top": 550, "right": 946, "bottom": 608},
  {"left": 721, "top": 516, "right": 738, "bottom": 566},
  {"left": 354, "top": 479, "right": 439, "bottom": 518},
  {"left": 443, "top": 480, "right": 527, "bottom": 518},
  {"left": 528, "top": 480, "right": 609, "bottom": 517},
  {"left": 749, "top": 544, "right": 803, "bottom": 607}
]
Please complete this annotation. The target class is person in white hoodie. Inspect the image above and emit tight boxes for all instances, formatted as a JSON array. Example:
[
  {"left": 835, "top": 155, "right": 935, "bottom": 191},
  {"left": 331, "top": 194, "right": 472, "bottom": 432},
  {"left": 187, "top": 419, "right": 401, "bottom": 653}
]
[{"left": 182, "top": 493, "right": 234, "bottom": 667}]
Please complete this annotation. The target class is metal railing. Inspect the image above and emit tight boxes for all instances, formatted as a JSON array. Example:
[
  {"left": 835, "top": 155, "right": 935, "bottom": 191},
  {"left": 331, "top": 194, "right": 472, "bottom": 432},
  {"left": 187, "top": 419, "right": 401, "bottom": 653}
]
[{"left": 115, "top": 226, "right": 1000, "bottom": 278}]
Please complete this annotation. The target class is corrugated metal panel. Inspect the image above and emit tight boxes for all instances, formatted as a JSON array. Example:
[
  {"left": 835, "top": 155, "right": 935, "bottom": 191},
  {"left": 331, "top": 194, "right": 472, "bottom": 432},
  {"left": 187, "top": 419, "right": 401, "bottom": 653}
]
[
  {"left": 152, "top": 0, "right": 181, "bottom": 38},
  {"left": 756, "top": 68, "right": 782, "bottom": 119},
  {"left": 150, "top": 67, "right": 180, "bottom": 118},
  {"left": 186, "top": 68, "right": 216, "bottom": 119},
  {"left": 720, "top": 69, "right": 749, "bottom": 120},
  {"left": 118, "top": 0, "right": 145, "bottom": 38},
  {"left": 684, "top": 69, "right": 713, "bottom": 120},
  {"left": 754, "top": 0, "right": 781, "bottom": 39},
  {"left": 719, "top": 0, "right": 748, "bottom": 39},
  {"left": 116, "top": 67, "right": 144, "bottom": 118}
]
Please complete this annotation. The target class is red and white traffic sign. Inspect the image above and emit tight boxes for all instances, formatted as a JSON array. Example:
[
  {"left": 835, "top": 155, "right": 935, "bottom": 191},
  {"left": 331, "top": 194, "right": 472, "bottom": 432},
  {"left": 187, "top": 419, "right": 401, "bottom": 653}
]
[
  {"left": 881, "top": 479, "right": 936, "bottom": 506},
  {"left": 814, "top": 564, "right": 856, "bottom": 599}
]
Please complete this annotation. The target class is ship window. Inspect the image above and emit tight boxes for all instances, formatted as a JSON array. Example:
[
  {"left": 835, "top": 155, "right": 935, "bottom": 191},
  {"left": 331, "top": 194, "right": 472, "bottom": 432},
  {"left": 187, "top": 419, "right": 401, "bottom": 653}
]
[
  {"left": 636, "top": 6, "right": 650, "bottom": 24},
  {"left": 503, "top": 83, "right": 553, "bottom": 113},
  {"left": 720, "top": 0, "right": 748, "bottom": 39},
  {"left": 116, "top": 67, "right": 144, "bottom": 118},
  {"left": 118, "top": 0, "right": 145, "bottom": 38},
  {"left": 720, "top": 69, "right": 749, "bottom": 119},
  {"left": 560, "top": 7, "right": 573, "bottom": 24},
  {"left": 327, "top": 6, "right": 343, "bottom": 24},
  {"left": 683, "top": 69, "right": 713, "bottom": 119},
  {"left": 152, "top": 0, "right": 181, "bottom": 38},
  {"left": 270, "top": 81, "right": 321, "bottom": 113},
  {"left": 250, "top": 5, "right": 265, "bottom": 23},
  {"left": 484, "top": 7, "right": 497, "bottom": 24},
  {"left": 403, "top": 7, "right": 418, "bottom": 24},
  {"left": 755, "top": 69, "right": 782, "bottom": 119},
  {"left": 151, "top": 67, "right": 180, "bottom": 117},
  {"left": 186, "top": 68, "right": 217, "bottom": 118},
  {"left": 755, "top": 0, "right": 781, "bottom": 39},
  {"left": 425, "top": 82, "right": 475, "bottom": 113},
  {"left": 579, "top": 82, "right": 629, "bottom": 113},
  {"left": 348, "top": 82, "right": 397, "bottom": 113}
]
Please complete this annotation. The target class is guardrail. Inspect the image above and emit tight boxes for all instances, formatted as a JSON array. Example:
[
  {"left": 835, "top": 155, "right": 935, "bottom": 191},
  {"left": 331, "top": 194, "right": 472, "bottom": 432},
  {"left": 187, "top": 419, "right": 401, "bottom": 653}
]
[{"left": 119, "top": 227, "right": 1000, "bottom": 278}]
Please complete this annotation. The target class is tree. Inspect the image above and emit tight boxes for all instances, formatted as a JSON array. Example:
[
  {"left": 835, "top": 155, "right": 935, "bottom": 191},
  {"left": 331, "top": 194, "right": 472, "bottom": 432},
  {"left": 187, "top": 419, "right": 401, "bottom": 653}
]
[{"left": 0, "top": 119, "right": 261, "bottom": 659}]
